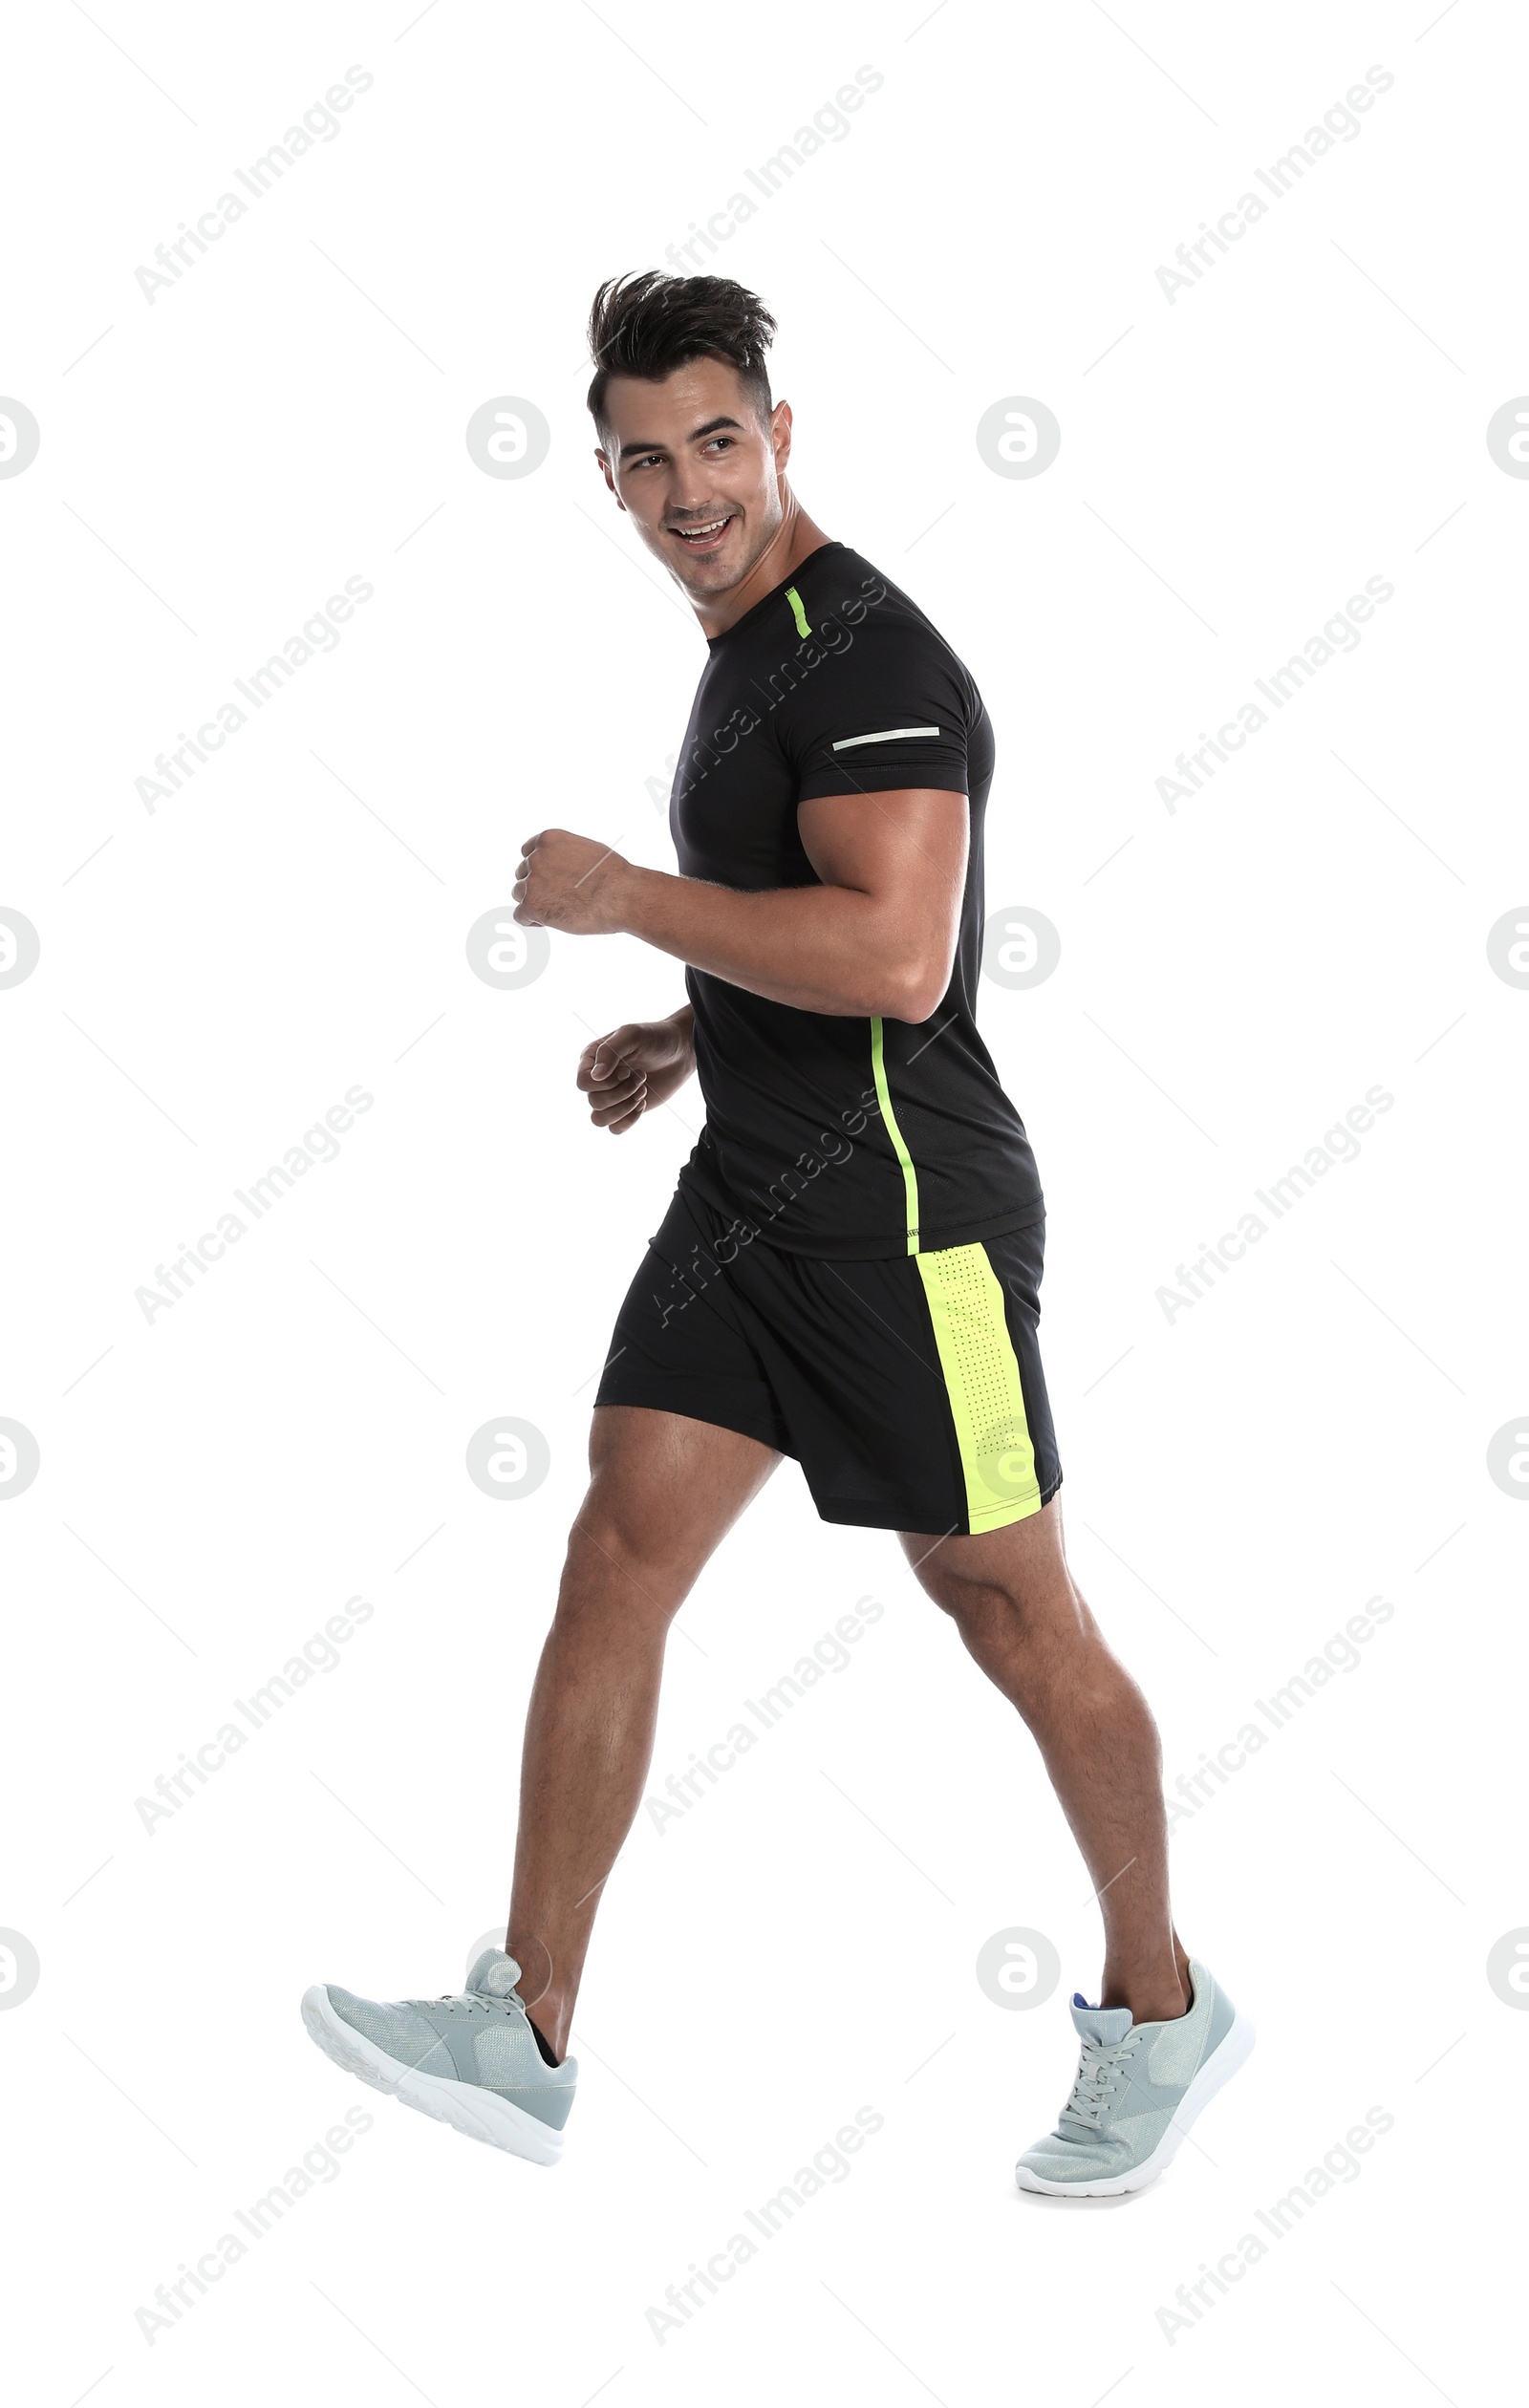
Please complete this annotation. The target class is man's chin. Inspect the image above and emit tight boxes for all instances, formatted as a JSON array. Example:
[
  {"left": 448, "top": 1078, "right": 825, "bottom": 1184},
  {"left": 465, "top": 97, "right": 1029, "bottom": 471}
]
[
  {"left": 670, "top": 524, "right": 779, "bottom": 602},
  {"left": 667, "top": 532, "right": 742, "bottom": 590},
  {"left": 675, "top": 557, "right": 742, "bottom": 597}
]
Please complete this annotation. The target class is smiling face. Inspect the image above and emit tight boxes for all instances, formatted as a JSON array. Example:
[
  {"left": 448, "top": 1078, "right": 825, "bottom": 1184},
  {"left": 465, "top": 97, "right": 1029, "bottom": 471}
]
[{"left": 594, "top": 355, "right": 792, "bottom": 610}]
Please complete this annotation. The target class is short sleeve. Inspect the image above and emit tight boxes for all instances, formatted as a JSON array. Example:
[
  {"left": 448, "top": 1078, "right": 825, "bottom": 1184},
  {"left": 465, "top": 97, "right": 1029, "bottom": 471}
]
[{"left": 786, "top": 620, "right": 973, "bottom": 802}]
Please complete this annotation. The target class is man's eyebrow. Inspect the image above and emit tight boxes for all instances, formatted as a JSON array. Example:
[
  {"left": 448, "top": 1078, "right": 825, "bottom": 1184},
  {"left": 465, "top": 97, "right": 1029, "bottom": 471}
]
[{"left": 618, "top": 415, "right": 748, "bottom": 462}]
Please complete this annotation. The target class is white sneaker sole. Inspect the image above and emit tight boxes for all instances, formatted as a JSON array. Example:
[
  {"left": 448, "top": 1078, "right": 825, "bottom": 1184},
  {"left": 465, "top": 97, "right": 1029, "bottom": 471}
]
[
  {"left": 301, "top": 1986, "right": 567, "bottom": 2164},
  {"left": 1015, "top": 2007, "right": 1256, "bottom": 2198}
]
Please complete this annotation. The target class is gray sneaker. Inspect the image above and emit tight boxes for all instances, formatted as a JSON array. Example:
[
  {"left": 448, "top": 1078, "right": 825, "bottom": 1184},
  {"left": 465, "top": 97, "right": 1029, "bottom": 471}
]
[
  {"left": 1015, "top": 1958, "right": 1252, "bottom": 2198},
  {"left": 301, "top": 1948, "right": 576, "bottom": 2164}
]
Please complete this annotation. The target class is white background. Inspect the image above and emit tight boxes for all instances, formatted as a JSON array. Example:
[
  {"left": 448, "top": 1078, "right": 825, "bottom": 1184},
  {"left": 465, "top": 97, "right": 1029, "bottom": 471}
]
[{"left": 2, "top": 1, "right": 1523, "bottom": 2400}]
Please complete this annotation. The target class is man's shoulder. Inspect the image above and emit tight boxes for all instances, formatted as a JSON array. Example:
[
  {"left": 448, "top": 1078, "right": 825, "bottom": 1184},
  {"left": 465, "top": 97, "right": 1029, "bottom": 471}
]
[
  {"left": 804, "top": 544, "right": 915, "bottom": 630},
  {"left": 797, "top": 545, "right": 978, "bottom": 709}
]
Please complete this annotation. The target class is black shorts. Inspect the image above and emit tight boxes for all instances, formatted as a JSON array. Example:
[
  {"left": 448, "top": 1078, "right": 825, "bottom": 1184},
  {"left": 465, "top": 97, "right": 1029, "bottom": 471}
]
[{"left": 594, "top": 1184, "right": 1062, "bottom": 1537}]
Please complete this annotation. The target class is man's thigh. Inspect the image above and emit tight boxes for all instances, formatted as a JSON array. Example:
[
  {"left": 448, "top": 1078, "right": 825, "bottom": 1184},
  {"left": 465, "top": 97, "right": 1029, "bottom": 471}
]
[
  {"left": 583, "top": 1404, "right": 781, "bottom": 1590},
  {"left": 896, "top": 1494, "right": 1079, "bottom": 1626}
]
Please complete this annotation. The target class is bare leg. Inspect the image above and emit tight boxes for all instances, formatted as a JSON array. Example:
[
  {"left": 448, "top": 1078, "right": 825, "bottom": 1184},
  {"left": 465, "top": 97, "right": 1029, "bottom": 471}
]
[
  {"left": 506, "top": 1406, "right": 779, "bottom": 2059},
  {"left": 901, "top": 1495, "right": 1190, "bottom": 2023}
]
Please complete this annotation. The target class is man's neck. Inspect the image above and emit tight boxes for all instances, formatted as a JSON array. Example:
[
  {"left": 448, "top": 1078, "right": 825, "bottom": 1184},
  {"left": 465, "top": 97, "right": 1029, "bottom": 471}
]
[{"left": 692, "top": 492, "right": 832, "bottom": 638}]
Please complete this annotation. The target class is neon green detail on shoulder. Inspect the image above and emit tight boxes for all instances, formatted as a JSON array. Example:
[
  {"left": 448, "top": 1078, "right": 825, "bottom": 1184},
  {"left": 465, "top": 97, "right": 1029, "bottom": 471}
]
[{"left": 786, "top": 585, "right": 811, "bottom": 639}]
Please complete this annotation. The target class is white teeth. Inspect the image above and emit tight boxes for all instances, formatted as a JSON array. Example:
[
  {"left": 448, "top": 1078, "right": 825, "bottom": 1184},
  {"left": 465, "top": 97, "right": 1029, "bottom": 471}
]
[{"left": 677, "top": 518, "right": 728, "bottom": 537}]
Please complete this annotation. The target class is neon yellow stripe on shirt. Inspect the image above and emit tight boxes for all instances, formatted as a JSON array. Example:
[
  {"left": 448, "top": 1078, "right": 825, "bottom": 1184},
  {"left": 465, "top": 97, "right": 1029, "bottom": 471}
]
[{"left": 869, "top": 1015, "right": 920, "bottom": 1254}]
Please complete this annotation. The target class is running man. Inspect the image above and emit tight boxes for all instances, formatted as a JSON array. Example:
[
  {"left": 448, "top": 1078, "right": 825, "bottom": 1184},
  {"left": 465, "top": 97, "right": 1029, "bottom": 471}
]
[{"left": 303, "top": 272, "right": 1252, "bottom": 2196}]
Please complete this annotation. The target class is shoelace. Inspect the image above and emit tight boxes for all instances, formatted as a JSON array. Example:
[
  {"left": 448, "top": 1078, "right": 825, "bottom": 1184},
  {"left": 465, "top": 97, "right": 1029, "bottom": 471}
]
[
  {"left": 400, "top": 1990, "right": 515, "bottom": 2018},
  {"left": 1059, "top": 2032, "right": 1143, "bottom": 2130}
]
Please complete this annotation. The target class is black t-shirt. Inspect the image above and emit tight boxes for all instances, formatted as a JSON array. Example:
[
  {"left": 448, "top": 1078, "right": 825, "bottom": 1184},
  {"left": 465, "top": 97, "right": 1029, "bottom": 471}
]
[{"left": 668, "top": 540, "right": 1044, "bottom": 1260}]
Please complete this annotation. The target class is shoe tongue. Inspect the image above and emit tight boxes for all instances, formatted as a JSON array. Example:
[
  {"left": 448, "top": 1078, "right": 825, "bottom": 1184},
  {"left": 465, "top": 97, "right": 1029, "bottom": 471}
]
[
  {"left": 466, "top": 1947, "right": 523, "bottom": 2000},
  {"left": 1069, "top": 1991, "right": 1134, "bottom": 2046}
]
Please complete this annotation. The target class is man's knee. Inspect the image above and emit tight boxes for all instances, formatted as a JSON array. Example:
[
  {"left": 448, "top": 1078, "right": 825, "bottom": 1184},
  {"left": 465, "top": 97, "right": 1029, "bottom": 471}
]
[
  {"left": 558, "top": 1497, "right": 701, "bottom": 1623},
  {"left": 922, "top": 1559, "right": 1088, "bottom": 1656}
]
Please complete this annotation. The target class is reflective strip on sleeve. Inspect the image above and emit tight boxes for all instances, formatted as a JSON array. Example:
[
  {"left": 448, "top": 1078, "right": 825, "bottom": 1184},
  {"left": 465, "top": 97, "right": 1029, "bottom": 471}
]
[{"left": 830, "top": 726, "right": 941, "bottom": 751}]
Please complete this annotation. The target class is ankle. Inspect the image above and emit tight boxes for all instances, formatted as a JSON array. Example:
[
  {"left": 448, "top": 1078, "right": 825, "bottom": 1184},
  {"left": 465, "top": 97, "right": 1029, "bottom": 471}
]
[
  {"left": 1101, "top": 1968, "right": 1189, "bottom": 2025},
  {"left": 520, "top": 1990, "right": 571, "bottom": 2063},
  {"left": 526, "top": 2009, "right": 566, "bottom": 2067}
]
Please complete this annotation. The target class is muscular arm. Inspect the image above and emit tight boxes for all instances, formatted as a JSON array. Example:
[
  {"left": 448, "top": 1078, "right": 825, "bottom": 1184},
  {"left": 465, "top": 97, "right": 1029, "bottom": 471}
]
[{"left": 513, "top": 788, "right": 969, "bottom": 1023}]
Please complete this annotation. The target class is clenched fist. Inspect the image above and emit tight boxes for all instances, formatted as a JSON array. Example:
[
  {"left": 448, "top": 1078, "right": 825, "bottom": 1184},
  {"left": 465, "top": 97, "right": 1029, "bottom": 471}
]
[
  {"left": 576, "top": 1011, "right": 696, "bottom": 1135},
  {"left": 513, "top": 828, "right": 634, "bottom": 935}
]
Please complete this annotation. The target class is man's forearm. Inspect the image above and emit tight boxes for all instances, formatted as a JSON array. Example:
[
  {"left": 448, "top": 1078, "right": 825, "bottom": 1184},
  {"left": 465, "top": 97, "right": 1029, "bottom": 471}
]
[{"left": 612, "top": 864, "right": 918, "bottom": 1019}]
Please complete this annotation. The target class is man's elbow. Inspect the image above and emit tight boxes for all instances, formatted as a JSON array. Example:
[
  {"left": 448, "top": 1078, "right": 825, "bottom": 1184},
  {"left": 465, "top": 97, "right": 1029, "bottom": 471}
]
[{"left": 876, "top": 953, "right": 951, "bottom": 1024}]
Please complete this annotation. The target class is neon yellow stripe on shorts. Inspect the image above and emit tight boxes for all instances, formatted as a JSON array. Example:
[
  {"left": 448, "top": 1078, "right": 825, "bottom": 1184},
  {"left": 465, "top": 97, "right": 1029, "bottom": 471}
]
[
  {"left": 869, "top": 1015, "right": 919, "bottom": 1254},
  {"left": 915, "top": 1242, "right": 1043, "bottom": 1530}
]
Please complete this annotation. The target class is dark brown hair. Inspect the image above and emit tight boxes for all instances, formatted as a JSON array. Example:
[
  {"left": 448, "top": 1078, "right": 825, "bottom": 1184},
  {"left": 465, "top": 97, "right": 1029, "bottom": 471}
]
[{"left": 587, "top": 271, "right": 777, "bottom": 445}]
